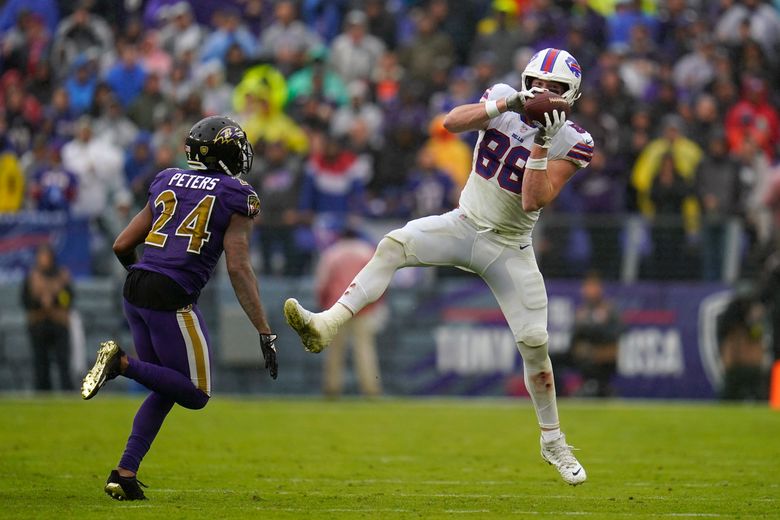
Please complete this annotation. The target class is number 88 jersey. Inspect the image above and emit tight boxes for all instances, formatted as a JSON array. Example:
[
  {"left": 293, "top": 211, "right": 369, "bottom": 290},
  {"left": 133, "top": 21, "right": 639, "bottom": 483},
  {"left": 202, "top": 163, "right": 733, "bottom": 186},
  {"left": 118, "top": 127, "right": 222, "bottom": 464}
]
[
  {"left": 133, "top": 167, "right": 260, "bottom": 296},
  {"left": 458, "top": 83, "right": 594, "bottom": 244}
]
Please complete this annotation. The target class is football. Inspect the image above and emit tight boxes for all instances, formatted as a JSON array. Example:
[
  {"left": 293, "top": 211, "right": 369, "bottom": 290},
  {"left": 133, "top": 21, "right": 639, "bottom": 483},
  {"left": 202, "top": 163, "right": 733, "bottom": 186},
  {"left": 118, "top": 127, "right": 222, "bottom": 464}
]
[{"left": 523, "top": 90, "right": 571, "bottom": 125}]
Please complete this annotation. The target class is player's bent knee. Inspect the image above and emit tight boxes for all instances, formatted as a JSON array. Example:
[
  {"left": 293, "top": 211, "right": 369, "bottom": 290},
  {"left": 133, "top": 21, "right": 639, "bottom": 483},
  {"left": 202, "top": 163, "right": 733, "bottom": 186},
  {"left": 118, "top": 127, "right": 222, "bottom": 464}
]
[
  {"left": 374, "top": 237, "right": 406, "bottom": 268},
  {"left": 179, "top": 389, "right": 210, "bottom": 410},
  {"left": 518, "top": 326, "right": 548, "bottom": 348}
]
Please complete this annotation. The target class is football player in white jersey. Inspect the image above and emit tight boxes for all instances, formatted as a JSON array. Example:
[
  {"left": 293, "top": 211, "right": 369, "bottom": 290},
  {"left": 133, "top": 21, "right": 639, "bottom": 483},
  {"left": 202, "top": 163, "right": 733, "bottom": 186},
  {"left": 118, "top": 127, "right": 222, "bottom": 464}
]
[{"left": 284, "top": 48, "right": 594, "bottom": 485}]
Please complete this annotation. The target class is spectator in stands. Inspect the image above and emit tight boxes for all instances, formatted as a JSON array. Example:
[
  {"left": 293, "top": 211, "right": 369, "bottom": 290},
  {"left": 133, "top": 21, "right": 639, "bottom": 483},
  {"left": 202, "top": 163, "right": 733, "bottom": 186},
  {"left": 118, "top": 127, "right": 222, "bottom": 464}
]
[
  {"left": 21, "top": 243, "right": 74, "bottom": 391},
  {"left": 0, "top": 134, "right": 24, "bottom": 213},
  {"left": 331, "top": 81, "right": 384, "bottom": 148},
  {"left": 371, "top": 50, "right": 403, "bottom": 107},
  {"left": 93, "top": 96, "right": 139, "bottom": 150},
  {"left": 1, "top": 11, "right": 51, "bottom": 78},
  {"left": 736, "top": 136, "right": 773, "bottom": 252},
  {"left": 421, "top": 114, "right": 472, "bottom": 191},
  {"left": 316, "top": 227, "right": 384, "bottom": 398},
  {"left": 724, "top": 75, "right": 779, "bottom": 160},
  {"left": 688, "top": 93, "right": 722, "bottom": 150},
  {"left": 672, "top": 36, "right": 717, "bottom": 97},
  {"left": 199, "top": 7, "right": 256, "bottom": 65},
  {"left": 469, "top": 1, "right": 529, "bottom": 77},
  {"left": 329, "top": 10, "right": 386, "bottom": 85},
  {"left": 696, "top": 133, "right": 743, "bottom": 281},
  {"left": 398, "top": 10, "right": 455, "bottom": 89},
  {"left": 301, "top": 0, "right": 346, "bottom": 44},
  {"left": 632, "top": 115, "right": 702, "bottom": 230},
  {"left": 570, "top": 149, "right": 625, "bottom": 278},
  {"left": 197, "top": 61, "right": 233, "bottom": 117},
  {"left": 28, "top": 143, "right": 78, "bottom": 212},
  {"left": 0, "top": 0, "right": 59, "bottom": 36},
  {"left": 298, "top": 132, "right": 366, "bottom": 224},
  {"left": 61, "top": 117, "right": 129, "bottom": 229},
  {"left": 259, "top": 1, "right": 322, "bottom": 74},
  {"left": 105, "top": 42, "right": 147, "bottom": 108},
  {"left": 570, "top": 271, "right": 622, "bottom": 397},
  {"left": 123, "top": 133, "right": 155, "bottom": 208},
  {"left": 648, "top": 154, "right": 695, "bottom": 279},
  {"left": 252, "top": 140, "right": 306, "bottom": 276},
  {"left": 158, "top": 2, "right": 204, "bottom": 60},
  {"left": 1, "top": 70, "right": 43, "bottom": 153},
  {"left": 63, "top": 55, "right": 97, "bottom": 116},
  {"left": 161, "top": 61, "right": 193, "bottom": 104},
  {"left": 51, "top": 2, "right": 113, "bottom": 74},
  {"left": 127, "top": 73, "right": 171, "bottom": 131},
  {"left": 607, "top": 0, "right": 657, "bottom": 52},
  {"left": 287, "top": 48, "right": 348, "bottom": 109},
  {"left": 402, "top": 147, "right": 457, "bottom": 219},
  {"left": 715, "top": 0, "right": 780, "bottom": 57},
  {"left": 364, "top": 0, "right": 397, "bottom": 50},
  {"left": 41, "top": 87, "right": 77, "bottom": 143},
  {"left": 138, "top": 32, "right": 171, "bottom": 78}
]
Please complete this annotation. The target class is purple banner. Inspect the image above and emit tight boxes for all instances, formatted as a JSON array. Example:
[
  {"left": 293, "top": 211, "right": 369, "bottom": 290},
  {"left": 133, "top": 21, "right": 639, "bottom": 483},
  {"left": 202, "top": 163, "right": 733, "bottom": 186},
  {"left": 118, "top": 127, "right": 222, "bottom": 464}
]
[{"left": 392, "top": 278, "right": 730, "bottom": 399}]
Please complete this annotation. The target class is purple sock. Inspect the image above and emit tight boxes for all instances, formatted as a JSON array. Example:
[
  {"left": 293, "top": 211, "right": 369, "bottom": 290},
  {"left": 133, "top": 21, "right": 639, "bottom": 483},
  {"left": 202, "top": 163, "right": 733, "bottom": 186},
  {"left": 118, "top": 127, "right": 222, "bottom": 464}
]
[
  {"left": 119, "top": 392, "right": 174, "bottom": 473},
  {"left": 124, "top": 358, "right": 209, "bottom": 410}
]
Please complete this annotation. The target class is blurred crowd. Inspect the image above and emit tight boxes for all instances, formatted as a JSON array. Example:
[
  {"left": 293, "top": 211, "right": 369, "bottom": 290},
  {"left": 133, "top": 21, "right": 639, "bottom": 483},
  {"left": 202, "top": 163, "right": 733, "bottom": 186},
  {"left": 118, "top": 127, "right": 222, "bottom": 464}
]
[{"left": 1, "top": 0, "right": 780, "bottom": 281}]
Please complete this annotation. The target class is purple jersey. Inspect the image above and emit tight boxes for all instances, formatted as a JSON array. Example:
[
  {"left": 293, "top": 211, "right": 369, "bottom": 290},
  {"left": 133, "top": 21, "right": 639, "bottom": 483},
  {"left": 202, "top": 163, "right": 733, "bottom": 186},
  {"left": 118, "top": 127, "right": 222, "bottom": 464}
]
[{"left": 133, "top": 168, "right": 260, "bottom": 295}]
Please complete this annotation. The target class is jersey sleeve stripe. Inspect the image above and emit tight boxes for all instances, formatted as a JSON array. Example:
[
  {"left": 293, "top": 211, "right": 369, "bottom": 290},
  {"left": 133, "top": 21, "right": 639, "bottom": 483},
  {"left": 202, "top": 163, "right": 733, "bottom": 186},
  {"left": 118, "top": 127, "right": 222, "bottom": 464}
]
[
  {"left": 480, "top": 87, "right": 493, "bottom": 102},
  {"left": 567, "top": 150, "right": 592, "bottom": 161},
  {"left": 573, "top": 143, "right": 594, "bottom": 153}
]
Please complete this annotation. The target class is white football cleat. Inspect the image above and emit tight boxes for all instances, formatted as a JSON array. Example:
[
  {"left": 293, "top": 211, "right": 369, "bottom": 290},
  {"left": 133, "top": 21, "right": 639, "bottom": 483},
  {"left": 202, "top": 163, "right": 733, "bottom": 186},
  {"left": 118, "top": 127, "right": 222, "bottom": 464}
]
[
  {"left": 540, "top": 434, "right": 587, "bottom": 485},
  {"left": 283, "top": 298, "right": 336, "bottom": 353}
]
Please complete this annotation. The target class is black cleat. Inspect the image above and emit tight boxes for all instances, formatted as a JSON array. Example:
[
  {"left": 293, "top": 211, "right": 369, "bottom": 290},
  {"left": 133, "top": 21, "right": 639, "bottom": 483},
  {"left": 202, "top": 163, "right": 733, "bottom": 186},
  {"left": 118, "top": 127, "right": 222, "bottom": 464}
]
[
  {"left": 104, "top": 470, "right": 147, "bottom": 501},
  {"left": 81, "top": 341, "right": 123, "bottom": 400}
]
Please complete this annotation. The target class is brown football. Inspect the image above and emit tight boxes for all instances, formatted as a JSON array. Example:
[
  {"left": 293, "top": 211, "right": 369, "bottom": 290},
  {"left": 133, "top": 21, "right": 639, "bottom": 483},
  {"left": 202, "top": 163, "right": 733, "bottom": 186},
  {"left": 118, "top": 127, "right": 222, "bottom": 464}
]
[{"left": 523, "top": 91, "right": 571, "bottom": 125}]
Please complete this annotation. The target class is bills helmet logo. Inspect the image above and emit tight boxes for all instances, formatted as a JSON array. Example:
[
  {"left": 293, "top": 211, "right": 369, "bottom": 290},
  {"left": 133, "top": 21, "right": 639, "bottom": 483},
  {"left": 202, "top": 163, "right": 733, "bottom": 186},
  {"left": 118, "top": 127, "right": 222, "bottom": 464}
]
[
  {"left": 566, "top": 56, "right": 582, "bottom": 78},
  {"left": 214, "top": 126, "right": 243, "bottom": 145}
]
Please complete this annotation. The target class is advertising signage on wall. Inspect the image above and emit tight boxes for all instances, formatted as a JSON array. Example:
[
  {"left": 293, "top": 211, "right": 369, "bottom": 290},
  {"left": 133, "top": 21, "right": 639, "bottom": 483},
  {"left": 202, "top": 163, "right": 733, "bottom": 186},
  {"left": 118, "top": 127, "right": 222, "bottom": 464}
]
[{"left": 399, "top": 279, "right": 733, "bottom": 399}]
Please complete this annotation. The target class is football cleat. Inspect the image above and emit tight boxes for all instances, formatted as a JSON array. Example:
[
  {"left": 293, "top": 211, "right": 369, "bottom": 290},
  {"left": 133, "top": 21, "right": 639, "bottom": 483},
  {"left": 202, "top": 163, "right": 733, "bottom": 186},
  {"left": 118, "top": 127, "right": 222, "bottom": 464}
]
[
  {"left": 283, "top": 298, "right": 336, "bottom": 353},
  {"left": 540, "top": 433, "right": 587, "bottom": 485},
  {"left": 81, "top": 341, "right": 123, "bottom": 400},
  {"left": 104, "top": 470, "right": 147, "bottom": 501}
]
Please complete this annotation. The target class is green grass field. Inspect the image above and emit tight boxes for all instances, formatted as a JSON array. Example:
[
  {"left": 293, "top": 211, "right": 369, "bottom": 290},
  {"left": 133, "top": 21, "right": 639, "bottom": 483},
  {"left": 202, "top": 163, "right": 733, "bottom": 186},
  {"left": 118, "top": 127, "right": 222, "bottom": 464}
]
[{"left": 1, "top": 397, "right": 778, "bottom": 519}]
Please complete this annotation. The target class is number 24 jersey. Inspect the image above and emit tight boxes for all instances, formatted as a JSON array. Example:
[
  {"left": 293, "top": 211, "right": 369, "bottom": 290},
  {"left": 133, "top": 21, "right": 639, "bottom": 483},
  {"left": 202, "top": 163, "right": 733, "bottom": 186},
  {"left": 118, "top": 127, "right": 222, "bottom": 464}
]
[
  {"left": 133, "top": 168, "right": 260, "bottom": 296},
  {"left": 458, "top": 83, "right": 595, "bottom": 242}
]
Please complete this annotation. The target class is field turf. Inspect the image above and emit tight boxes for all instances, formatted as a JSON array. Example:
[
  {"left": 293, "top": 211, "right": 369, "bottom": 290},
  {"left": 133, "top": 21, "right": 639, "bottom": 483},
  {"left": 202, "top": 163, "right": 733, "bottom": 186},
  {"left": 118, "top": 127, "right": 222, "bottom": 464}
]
[{"left": 1, "top": 397, "right": 778, "bottom": 519}]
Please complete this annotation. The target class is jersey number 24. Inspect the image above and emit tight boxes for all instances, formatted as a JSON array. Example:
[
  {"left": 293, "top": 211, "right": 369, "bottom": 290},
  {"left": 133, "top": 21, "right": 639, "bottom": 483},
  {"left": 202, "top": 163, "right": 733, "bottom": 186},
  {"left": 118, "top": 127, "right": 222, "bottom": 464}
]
[{"left": 145, "top": 189, "right": 215, "bottom": 254}]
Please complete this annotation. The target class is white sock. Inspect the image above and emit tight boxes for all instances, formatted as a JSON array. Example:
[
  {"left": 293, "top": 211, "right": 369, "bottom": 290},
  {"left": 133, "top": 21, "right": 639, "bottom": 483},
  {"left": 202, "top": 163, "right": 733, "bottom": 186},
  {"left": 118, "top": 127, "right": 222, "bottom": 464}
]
[
  {"left": 517, "top": 341, "right": 560, "bottom": 431},
  {"left": 336, "top": 238, "right": 406, "bottom": 316},
  {"left": 541, "top": 428, "right": 562, "bottom": 443},
  {"left": 318, "top": 302, "right": 353, "bottom": 328}
]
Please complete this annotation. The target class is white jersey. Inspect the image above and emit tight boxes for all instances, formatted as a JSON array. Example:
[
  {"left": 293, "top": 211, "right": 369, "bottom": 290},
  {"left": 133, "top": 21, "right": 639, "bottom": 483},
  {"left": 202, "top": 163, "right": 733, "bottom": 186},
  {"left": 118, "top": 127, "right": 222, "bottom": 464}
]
[{"left": 458, "top": 83, "right": 594, "bottom": 244}]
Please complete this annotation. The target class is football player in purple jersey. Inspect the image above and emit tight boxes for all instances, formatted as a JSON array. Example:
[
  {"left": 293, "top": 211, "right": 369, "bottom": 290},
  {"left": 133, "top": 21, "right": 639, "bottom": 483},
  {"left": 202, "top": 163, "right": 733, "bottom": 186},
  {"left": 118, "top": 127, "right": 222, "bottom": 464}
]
[{"left": 80, "top": 116, "right": 278, "bottom": 501}]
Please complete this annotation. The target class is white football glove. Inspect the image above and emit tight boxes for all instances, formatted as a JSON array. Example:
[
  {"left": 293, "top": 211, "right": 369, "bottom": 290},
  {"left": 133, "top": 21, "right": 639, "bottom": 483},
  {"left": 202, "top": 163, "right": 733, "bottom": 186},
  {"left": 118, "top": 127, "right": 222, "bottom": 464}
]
[
  {"left": 533, "top": 109, "right": 567, "bottom": 148},
  {"left": 505, "top": 87, "right": 546, "bottom": 113}
]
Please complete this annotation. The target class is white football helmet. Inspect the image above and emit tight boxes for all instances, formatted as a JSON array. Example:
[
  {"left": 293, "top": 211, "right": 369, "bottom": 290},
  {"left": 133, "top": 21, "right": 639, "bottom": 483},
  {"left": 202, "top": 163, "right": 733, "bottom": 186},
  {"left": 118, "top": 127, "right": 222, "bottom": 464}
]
[{"left": 521, "top": 48, "right": 583, "bottom": 106}]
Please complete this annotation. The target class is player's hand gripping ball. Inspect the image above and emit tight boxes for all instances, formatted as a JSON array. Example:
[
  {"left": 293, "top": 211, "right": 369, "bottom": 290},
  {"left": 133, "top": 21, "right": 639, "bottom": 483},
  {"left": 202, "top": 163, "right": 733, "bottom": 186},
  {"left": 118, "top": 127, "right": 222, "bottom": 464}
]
[{"left": 522, "top": 90, "right": 571, "bottom": 126}]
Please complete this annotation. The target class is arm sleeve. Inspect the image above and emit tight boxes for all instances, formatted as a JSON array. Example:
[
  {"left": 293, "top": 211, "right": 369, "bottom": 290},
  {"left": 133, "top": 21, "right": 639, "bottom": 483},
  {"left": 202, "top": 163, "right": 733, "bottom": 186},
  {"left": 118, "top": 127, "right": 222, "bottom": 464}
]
[{"left": 225, "top": 179, "right": 261, "bottom": 218}]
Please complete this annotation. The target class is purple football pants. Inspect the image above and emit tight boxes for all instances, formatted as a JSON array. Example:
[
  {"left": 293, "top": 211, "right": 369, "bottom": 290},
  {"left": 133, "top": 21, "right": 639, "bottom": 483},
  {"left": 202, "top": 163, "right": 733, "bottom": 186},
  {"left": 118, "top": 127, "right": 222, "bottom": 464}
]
[{"left": 118, "top": 300, "right": 212, "bottom": 473}]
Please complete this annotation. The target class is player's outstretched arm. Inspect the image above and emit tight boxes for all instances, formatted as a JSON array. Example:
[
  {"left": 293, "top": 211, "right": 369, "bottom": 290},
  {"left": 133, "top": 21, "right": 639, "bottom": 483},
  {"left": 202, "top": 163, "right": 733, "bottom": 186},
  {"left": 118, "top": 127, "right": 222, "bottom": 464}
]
[
  {"left": 224, "top": 213, "right": 278, "bottom": 379},
  {"left": 443, "top": 87, "right": 542, "bottom": 134},
  {"left": 224, "top": 214, "right": 272, "bottom": 334},
  {"left": 443, "top": 99, "right": 508, "bottom": 133},
  {"left": 113, "top": 203, "right": 153, "bottom": 269}
]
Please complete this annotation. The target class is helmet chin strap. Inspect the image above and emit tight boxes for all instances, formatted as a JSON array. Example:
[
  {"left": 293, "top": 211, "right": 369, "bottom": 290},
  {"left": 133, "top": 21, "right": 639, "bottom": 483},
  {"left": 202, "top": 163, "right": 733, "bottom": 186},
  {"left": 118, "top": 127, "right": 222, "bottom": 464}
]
[{"left": 218, "top": 160, "right": 236, "bottom": 177}]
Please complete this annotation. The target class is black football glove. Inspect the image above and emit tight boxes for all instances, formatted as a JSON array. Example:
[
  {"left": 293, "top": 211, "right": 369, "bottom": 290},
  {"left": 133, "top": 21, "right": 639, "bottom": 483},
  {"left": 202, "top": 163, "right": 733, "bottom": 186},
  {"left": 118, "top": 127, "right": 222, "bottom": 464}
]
[{"left": 259, "top": 333, "right": 278, "bottom": 380}]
